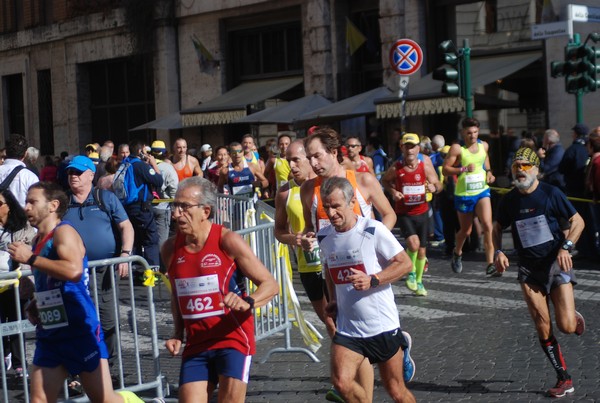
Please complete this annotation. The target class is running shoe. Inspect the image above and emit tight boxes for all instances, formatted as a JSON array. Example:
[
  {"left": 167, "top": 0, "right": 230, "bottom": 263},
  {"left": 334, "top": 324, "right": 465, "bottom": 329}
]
[
  {"left": 4, "top": 353, "right": 11, "bottom": 371},
  {"left": 486, "top": 263, "right": 502, "bottom": 277},
  {"left": 451, "top": 252, "right": 462, "bottom": 273},
  {"left": 415, "top": 283, "right": 428, "bottom": 297},
  {"left": 325, "top": 387, "right": 345, "bottom": 402},
  {"left": 117, "top": 391, "right": 145, "bottom": 402},
  {"left": 405, "top": 272, "right": 417, "bottom": 291},
  {"left": 574, "top": 311, "right": 585, "bottom": 336},
  {"left": 402, "top": 331, "right": 415, "bottom": 383},
  {"left": 547, "top": 378, "right": 574, "bottom": 398}
]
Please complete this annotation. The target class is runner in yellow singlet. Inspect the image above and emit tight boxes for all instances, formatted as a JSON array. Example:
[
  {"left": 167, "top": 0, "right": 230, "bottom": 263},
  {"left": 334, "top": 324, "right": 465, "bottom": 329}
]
[
  {"left": 443, "top": 117, "right": 496, "bottom": 275},
  {"left": 274, "top": 140, "right": 334, "bottom": 337}
]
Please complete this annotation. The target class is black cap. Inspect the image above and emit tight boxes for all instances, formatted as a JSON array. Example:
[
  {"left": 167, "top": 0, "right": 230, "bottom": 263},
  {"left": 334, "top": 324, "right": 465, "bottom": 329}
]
[{"left": 572, "top": 123, "right": 589, "bottom": 137}]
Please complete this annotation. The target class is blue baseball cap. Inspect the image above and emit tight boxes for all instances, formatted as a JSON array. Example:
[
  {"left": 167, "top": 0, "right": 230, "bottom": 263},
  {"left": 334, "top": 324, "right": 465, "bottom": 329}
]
[{"left": 67, "top": 155, "right": 96, "bottom": 173}]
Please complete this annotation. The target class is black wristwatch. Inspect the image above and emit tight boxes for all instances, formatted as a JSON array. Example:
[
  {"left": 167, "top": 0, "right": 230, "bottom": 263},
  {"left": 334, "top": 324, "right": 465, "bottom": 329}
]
[
  {"left": 370, "top": 274, "right": 380, "bottom": 289},
  {"left": 561, "top": 240, "right": 574, "bottom": 252},
  {"left": 243, "top": 296, "right": 255, "bottom": 309}
]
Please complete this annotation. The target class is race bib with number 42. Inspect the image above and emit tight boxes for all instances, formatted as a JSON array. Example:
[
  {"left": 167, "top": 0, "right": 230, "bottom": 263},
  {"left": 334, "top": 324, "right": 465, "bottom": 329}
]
[{"left": 327, "top": 249, "right": 367, "bottom": 285}]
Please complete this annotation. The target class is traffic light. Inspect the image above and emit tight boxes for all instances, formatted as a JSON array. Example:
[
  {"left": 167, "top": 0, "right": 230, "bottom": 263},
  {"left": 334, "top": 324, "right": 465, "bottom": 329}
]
[
  {"left": 552, "top": 39, "right": 600, "bottom": 93},
  {"left": 432, "top": 40, "right": 462, "bottom": 97}
]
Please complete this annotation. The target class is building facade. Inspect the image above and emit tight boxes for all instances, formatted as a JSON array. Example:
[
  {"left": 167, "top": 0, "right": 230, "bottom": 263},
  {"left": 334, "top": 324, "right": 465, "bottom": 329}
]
[{"left": 0, "top": 0, "right": 598, "bottom": 157}]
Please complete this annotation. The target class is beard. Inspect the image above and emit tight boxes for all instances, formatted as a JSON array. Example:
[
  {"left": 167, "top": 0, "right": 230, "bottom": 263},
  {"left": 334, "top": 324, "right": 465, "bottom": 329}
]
[{"left": 512, "top": 171, "right": 535, "bottom": 190}]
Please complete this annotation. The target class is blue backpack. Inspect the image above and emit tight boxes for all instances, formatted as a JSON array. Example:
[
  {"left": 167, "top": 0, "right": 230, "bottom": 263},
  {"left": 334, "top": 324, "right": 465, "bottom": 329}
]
[{"left": 113, "top": 157, "right": 146, "bottom": 205}]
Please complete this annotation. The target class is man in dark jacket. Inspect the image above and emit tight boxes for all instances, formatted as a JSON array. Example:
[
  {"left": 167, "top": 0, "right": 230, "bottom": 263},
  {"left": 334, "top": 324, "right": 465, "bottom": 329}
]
[{"left": 559, "top": 123, "right": 589, "bottom": 198}]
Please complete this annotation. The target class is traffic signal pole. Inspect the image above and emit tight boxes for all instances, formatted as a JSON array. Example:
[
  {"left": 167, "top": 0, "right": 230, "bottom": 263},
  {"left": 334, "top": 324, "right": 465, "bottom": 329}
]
[{"left": 462, "top": 39, "right": 473, "bottom": 118}]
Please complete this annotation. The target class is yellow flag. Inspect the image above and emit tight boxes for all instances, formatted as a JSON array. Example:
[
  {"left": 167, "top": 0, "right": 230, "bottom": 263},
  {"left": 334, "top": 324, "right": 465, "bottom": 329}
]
[{"left": 346, "top": 17, "right": 366, "bottom": 56}]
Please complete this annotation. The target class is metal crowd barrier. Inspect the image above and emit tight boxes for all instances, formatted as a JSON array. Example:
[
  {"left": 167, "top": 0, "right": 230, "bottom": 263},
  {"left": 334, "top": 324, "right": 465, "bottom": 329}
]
[
  {"left": 0, "top": 256, "right": 167, "bottom": 402},
  {"left": 0, "top": 194, "right": 320, "bottom": 401}
]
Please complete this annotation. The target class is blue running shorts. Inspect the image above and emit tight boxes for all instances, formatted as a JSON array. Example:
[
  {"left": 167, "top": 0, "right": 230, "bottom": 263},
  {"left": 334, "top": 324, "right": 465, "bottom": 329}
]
[
  {"left": 33, "top": 330, "right": 108, "bottom": 375},
  {"left": 454, "top": 188, "right": 491, "bottom": 214},
  {"left": 180, "top": 348, "right": 252, "bottom": 386}
]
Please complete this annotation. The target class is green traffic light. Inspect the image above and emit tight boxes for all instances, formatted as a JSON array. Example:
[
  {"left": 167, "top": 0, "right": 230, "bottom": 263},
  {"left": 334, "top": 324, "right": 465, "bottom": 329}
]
[{"left": 443, "top": 83, "right": 460, "bottom": 96}]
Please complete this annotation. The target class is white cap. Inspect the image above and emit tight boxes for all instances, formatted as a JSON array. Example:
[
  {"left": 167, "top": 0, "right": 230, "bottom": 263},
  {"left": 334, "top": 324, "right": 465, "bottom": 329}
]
[{"left": 200, "top": 144, "right": 212, "bottom": 152}]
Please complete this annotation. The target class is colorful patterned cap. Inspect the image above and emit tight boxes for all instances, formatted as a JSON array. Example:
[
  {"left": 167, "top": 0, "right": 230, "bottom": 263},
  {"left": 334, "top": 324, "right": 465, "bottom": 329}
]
[{"left": 513, "top": 147, "right": 540, "bottom": 167}]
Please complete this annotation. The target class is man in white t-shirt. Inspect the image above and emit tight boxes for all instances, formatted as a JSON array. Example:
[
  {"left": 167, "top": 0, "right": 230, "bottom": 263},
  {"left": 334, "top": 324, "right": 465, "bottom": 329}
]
[{"left": 317, "top": 176, "right": 416, "bottom": 403}]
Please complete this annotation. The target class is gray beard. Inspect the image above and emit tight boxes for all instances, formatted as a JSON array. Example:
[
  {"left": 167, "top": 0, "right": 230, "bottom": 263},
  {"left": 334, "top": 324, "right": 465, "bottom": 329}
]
[{"left": 512, "top": 174, "right": 535, "bottom": 190}]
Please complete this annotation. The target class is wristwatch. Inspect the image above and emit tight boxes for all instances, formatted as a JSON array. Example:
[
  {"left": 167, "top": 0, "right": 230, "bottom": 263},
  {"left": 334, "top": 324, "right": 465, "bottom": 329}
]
[
  {"left": 561, "top": 240, "right": 574, "bottom": 252},
  {"left": 121, "top": 250, "right": 132, "bottom": 256},
  {"left": 370, "top": 274, "right": 380, "bottom": 289}
]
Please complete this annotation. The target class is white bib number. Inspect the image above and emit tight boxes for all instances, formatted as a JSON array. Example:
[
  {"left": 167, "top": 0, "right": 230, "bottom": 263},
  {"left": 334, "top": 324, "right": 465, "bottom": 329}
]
[
  {"left": 402, "top": 185, "right": 425, "bottom": 205},
  {"left": 176, "top": 274, "right": 225, "bottom": 319},
  {"left": 515, "top": 215, "right": 553, "bottom": 248},
  {"left": 327, "top": 248, "right": 367, "bottom": 285},
  {"left": 465, "top": 172, "right": 485, "bottom": 191},
  {"left": 35, "top": 289, "right": 69, "bottom": 329}
]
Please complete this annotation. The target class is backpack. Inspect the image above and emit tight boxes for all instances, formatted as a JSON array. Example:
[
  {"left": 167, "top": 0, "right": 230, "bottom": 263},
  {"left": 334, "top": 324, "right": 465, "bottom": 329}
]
[{"left": 113, "top": 158, "right": 146, "bottom": 205}]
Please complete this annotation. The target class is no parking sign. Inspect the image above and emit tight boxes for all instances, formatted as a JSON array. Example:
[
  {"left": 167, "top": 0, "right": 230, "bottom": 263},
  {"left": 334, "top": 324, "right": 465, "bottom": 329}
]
[{"left": 389, "top": 39, "right": 423, "bottom": 76}]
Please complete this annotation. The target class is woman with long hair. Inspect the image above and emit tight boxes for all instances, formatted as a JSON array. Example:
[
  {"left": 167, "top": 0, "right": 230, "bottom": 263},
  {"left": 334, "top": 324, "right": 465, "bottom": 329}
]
[{"left": 0, "top": 189, "right": 36, "bottom": 377}]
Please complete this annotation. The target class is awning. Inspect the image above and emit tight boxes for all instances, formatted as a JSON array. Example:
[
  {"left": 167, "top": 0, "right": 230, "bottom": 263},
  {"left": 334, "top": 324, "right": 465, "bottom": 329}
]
[
  {"left": 129, "top": 112, "right": 183, "bottom": 131},
  {"left": 180, "top": 76, "right": 303, "bottom": 127},
  {"left": 235, "top": 94, "right": 332, "bottom": 125},
  {"left": 376, "top": 51, "right": 542, "bottom": 118},
  {"left": 294, "top": 86, "right": 393, "bottom": 125}
]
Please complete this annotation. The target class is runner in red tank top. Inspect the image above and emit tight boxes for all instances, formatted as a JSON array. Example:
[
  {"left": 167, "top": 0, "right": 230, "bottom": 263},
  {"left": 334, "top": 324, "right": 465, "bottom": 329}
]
[
  {"left": 345, "top": 136, "right": 374, "bottom": 175},
  {"left": 162, "top": 177, "right": 278, "bottom": 403},
  {"left": 382, "top": 133, "right": 440, "bottom": 297}
]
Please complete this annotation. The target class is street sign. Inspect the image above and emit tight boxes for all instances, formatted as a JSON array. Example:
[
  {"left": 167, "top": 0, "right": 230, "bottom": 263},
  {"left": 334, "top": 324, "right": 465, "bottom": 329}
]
[
  {"left": 389, "top": 39, "right": 423, "bottom": 75},
  {"left": 531, "top": 21, "right": 572, "bottom": 40},
  {"left": 570, "top": 4, "right": 600, "bottom": 23}
]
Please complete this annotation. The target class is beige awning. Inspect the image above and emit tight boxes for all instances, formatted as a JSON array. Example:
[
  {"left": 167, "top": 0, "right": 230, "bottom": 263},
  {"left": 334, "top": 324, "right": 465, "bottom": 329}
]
[
  {"left": 180, "top": 76, "right": 303, "bottom": 127},
  {"left": 376, "top": 51, "right": 541, "bottom": 118}
]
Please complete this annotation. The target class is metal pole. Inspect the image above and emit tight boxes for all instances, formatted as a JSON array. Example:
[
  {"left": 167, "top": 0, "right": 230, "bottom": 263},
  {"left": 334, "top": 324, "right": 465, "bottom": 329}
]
[
  {"left": 463, "top": 39, "right": 473, "bottom": 118},
  {"left": 576, "top": 90, "right": 583, "bottom": 123}
]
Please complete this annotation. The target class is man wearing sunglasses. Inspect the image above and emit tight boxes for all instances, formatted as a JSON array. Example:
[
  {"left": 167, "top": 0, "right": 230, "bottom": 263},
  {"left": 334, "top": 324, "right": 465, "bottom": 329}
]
[
  {"left": 345, "top": 137, "right": 374, "bottom": 175},
  {"left": 492, "top": 147, "right": 585, "bottom": 398},
  {"left": 218, "top": 142, "right": 268, "bottom": 200}
]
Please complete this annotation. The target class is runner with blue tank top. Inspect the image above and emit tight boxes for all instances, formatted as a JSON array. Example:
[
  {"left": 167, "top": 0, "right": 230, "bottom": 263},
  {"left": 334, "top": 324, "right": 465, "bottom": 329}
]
[
  {"left": 443, "top": 117, "right": 496, "bottom": 275},
  {"left": 8, "top": 182, "right": 139, "bottom": 402}
]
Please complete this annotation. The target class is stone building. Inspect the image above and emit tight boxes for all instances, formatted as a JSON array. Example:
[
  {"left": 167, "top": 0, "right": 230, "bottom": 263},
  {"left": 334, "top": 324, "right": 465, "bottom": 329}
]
[{"left": 0, "top": 0, "right": 598, "bottom": 161}]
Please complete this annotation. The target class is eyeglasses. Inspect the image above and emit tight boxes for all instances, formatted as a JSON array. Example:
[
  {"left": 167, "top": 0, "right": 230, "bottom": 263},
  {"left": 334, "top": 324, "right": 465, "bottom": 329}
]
[
  {"left": 230, "top": 149, "right": 243, "bottom": 155},
  {"left": 170, "top": 202, "right": 202, "bottom": 212},
  {"left": 67, "top": 169, "right": 85, "bottom": 176},
  {"left": 512, "top": 162, "right": 535, "bottom": 171},
  {"left": 346, "top": 144, "right": 360, "bottom": 148}
]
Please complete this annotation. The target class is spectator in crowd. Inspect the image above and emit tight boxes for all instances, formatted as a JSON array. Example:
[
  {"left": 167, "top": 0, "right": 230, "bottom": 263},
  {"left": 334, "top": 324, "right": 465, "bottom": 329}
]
[
  {"left": 366, "top": 137, "right": 388, "bottom": 181},
  {"left": 117, "top": 144, "right": 130, "bottom": 163},
  {"left": 119, "top": 140, "right": 163, "bottom": 267},
  {"left": 93, "top": 146, "right": 113, "bottom": 186},
  {"left": 429, "top": 134, "right": 446, "bottom": 246},
  {"left": 25, "top": 147, "right": 40, "bottom": 177},
  {"left": 0, "top": 134, "right": 39, "bottom": 207},
  {"left": 103, "top": 140, "right": 115, "bottom": 157},
  {"left": 150, "top": 140, "right": 179, "bottom": 262},
  {"left": 0, "top": 148, "right": 6, "bottom": 165},
  {"left": 439, "top": 145, "right": 459, "bottom": 256},
  {"left": 39, "top": 155, "right": 58, "bottom": 183},
  {"left": 85, "top": 144, "right": 99, "bottom": 164},
  {"left": 537, "top": 129, "right": 565, "bottom": 191},
  {"left": 172, "top": 138, "right": 203, "bottom": 182},
  {"left": 198, "top": 144, "right": 213, "bottom": 173},
  {"left": 520, "top": 137, "right": 537, "bottom": 151},
  {"left": 559, "top": 123, "right": 589, "bottom": 199},
  {"left": 587, "top": 128, "right": 600, "bottom": 257},
  {"left": 96, "top": 156, "right": 118, "bottom": 191},
  {"left": 0, "top": 189, "right": 36, "bottom": 378},
  {"left": 419, "top": 136, "right": 433, "bottom": 156},
  {"left": 64, "top": 155, "right": 134, "bottom": 367}
]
